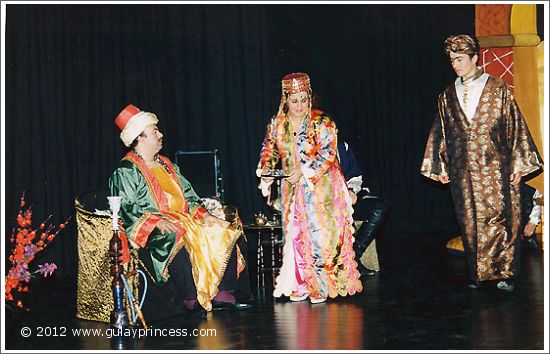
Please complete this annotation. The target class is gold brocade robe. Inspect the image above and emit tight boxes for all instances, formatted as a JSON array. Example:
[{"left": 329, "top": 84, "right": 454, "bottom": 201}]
[{"left": 421, "top": 76, "right": 543, "bottom": 281}]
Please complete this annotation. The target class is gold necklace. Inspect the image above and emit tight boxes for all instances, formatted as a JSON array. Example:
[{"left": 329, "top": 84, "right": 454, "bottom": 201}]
[{"left": 133, "top": 151, "right": 171, "bottom": 175}]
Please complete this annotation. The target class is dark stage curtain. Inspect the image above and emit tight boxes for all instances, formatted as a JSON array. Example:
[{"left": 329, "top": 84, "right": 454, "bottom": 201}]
[{"left": 5, "top": 4, "right": 474, "bottom": 279}]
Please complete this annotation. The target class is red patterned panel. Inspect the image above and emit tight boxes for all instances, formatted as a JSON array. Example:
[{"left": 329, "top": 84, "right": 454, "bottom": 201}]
[
  {"left": 476, "top": 4, "right": 512, "bottom": 36},
  {"left": 480, "top": 47, "right": 514, "bottom": 88}
]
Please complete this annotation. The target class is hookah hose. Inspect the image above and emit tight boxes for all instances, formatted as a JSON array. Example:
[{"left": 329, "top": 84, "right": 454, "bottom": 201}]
[{"left": 120, "top": 270, "right": 148, "bottom": 329}]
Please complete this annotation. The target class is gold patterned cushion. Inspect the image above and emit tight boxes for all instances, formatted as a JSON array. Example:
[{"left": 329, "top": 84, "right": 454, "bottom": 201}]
[{"left": 75, "top": 191, "right": 138, "bottom": 323}]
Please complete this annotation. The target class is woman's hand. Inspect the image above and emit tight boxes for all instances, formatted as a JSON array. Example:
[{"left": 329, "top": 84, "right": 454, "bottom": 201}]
[
  {"left": 286, "top": 168, "right": 303, "bottom": 185},
  {"left": 348, "top": 189, "right": 358, "bottom": 205},
  {"left": 261, "top": 167, "right": 275, "bottom": 184},
  {"left": 156, "top": 219, "right": 180, "bottom": 234}
]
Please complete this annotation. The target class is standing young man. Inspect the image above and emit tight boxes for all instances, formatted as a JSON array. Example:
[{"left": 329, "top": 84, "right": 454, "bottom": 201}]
[{"left": 420, "top": 35, "right": 543, "bottom": 292}]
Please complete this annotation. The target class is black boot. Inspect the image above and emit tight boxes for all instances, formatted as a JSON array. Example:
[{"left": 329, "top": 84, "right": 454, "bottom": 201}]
[
  {"left": 354, "top": 205, "right": 387, "bottom": 257},
  {"left": 353, "top": 241, "right": 369, "bottom": 278},
  {"left": 353, "top": 218, "right": 383, "bottom": 278},
  {"left": 353, "top": 234, "right": 377, "bottom": 278},
  {"left": 353, "top": 197, "right": 388, "bottom": 278}
]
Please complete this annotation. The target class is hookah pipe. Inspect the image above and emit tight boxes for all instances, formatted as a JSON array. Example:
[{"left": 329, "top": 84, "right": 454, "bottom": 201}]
[
  {"left": 107, "top": 196, "right": 148, "bottom": 329},
  {"left": 107, "top": 196, "right": 130, "bottom": 330},
  {"left": 121, "top": 269, "right": 148, "bottom": 329}
]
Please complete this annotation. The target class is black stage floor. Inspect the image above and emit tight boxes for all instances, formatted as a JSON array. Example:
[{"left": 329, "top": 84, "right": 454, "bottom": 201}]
[{"left": 4, "top": 233, "right": 546, "bottom": 351}]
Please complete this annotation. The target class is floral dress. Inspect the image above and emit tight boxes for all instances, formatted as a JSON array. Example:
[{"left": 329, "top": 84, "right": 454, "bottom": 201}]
[{"left": 259, "top": 109, "right": 362, "bottom": 299}]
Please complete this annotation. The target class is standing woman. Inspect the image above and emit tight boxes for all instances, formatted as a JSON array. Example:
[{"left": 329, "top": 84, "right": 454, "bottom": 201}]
[{"left": 257, "top": 73, "right": 362, "bottom": 303}]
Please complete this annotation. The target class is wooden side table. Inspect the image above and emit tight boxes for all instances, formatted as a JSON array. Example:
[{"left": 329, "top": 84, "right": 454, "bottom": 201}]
[{"left": 243, "top": 224, "right": 283, "bottom": 290}]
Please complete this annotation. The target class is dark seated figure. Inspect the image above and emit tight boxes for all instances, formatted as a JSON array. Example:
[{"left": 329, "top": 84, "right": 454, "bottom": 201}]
[
  {"left": 336, "top": 139, "right": 388, "bottom": 278},
  {"left": 519, "top": 183, "right": 541, "bottom": 251}
]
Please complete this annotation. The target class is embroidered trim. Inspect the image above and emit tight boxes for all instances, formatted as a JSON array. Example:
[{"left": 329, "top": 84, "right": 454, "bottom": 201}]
[{"left": 129, "top": 212, "right": 163, "bottom": 248}]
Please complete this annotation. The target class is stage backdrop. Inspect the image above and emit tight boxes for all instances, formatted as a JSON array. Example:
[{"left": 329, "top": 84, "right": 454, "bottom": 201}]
[{"left": 5, "top": 4, "right": 476, "bottom": 278}]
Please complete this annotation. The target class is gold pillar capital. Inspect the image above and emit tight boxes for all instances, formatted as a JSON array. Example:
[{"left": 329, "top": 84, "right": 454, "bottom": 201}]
[{"left": 478, "top": 34, "right": 540, "bottom": 48}]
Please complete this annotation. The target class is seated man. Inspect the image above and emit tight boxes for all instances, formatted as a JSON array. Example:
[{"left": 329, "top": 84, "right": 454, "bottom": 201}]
[
  {"left": 337, "top": 139, "right": 388, "bottom": 278},
  {"left": 109, "top": 104, "right": 250, "bottom": 317},
  {"left": 520, "top": 183, "right": 542, "bottom": 251}
]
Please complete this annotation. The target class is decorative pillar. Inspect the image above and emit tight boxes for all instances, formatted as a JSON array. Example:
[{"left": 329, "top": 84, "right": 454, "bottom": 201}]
[{"left": 476, "top": 4, "right": 544, "bottom": 192}]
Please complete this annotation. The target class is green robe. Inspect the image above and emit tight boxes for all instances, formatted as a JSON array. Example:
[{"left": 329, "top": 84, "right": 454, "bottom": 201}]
[{"left": 109, "top": 153, "right": 205, "bottom": 284}]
